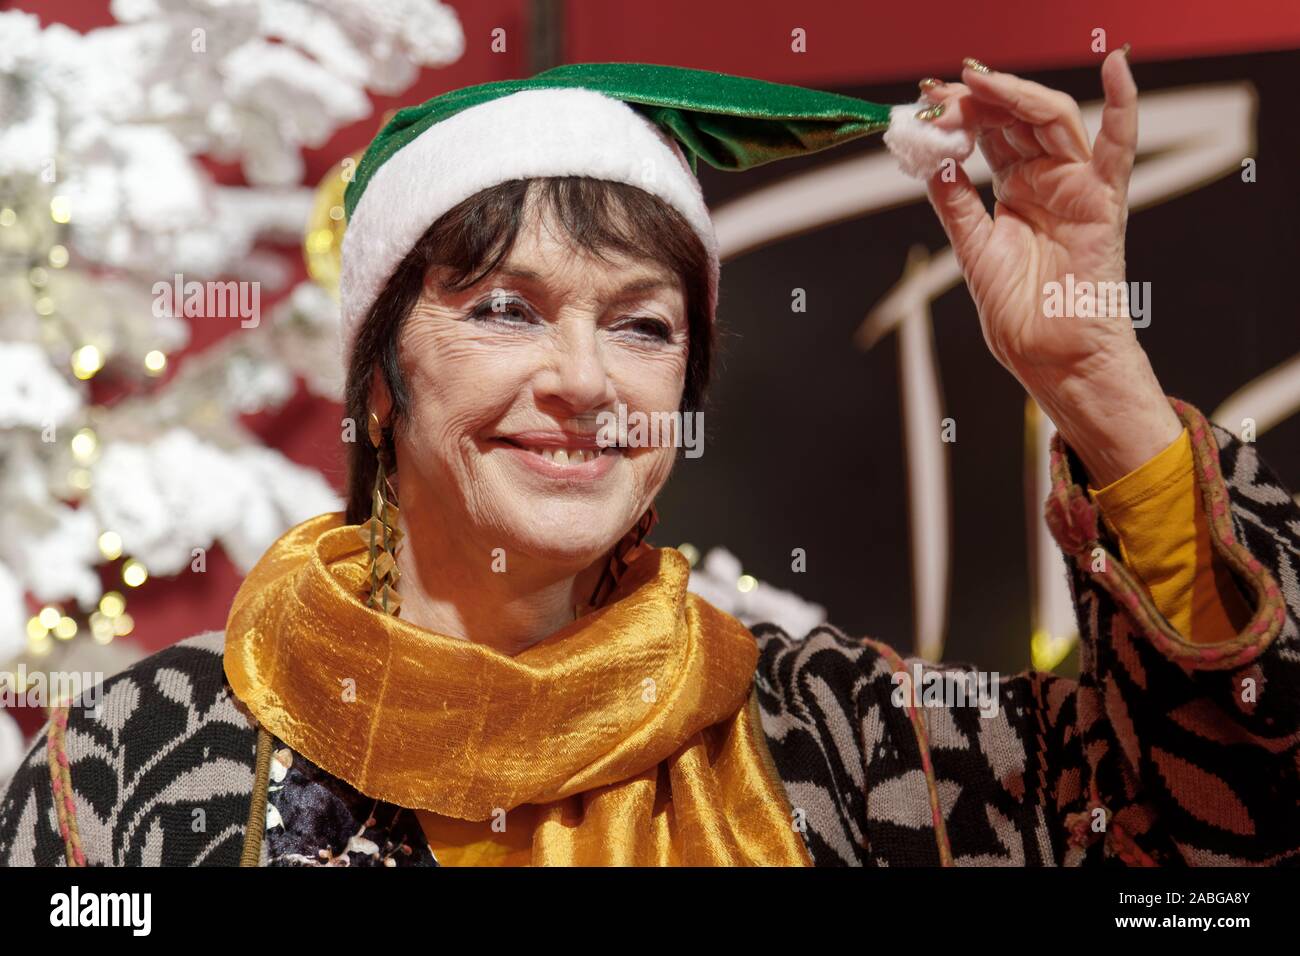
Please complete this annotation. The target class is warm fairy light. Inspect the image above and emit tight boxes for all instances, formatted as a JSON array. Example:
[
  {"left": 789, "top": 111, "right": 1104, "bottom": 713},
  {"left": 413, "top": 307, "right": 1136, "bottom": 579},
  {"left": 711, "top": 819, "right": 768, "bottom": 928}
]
[
  {"left": 677, "top": 543, "right": 700, "bottom": 567},
  {"left": 89, "top": 612, "right": 115, "bottom": 644},
  {"left": 328, "top": 205, "right": 345, "bottom": 221},
  {"left": 38, "top": 606, "right": 61, "bottom": 629},
  {"left": 98, "top": 531, "right": 123, "bottom": 561},
  {"left": 67, "top": 468, "right": 92, "bottom": 491},
  {"left": 306, "top": 228, "right": 334, "bottom": 255},
  {"left": 99, "top": 590, "right": 126, "bottom": 617},
  {"left": 113, "top": 612, "right": 134, "bottom": 637},
  {"left": 53, "top": 616, "right": 77, "bottom": 640},
  {"left": 34, "top": 296, "right": 55, "bottom": 316},
  {"left": 0, "top": 208, "right": 15, "bottom": 227},
  {"left": 122, "top": 559, "right": 148, "bottom": 587},
  {"left": 71, "top": 344, "right": 103, "bottom": 379},
  {"left": 49, "top": 244, "right": 69, "bottom": 268},
  {"left": 28, "top": 266, "right": 48, "bottom": 287},
  {"left": 736, "top": 574, "right": 757, "bottom": 593},
  {"left": 49, "top": 195, "right": 71, "bottom": 223},
  {"left": 26, "top": 616, "right": 48, "bottom": 641},
  {"left": 71, "top": 427, "right": 98, "bottom": 462},
  {"left": 144, "top": 350, "right": 167, "bottom": 374},
  {"left": 1030, "top": 629, "right": 1075, "bottom": 672}
]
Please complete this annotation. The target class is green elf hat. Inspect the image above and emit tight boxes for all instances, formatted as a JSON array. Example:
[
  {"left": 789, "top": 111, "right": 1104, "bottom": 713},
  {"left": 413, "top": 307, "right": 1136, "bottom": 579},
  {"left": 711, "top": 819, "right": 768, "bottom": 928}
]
[{"left": 339, "top": 62, "right": 973, "bottom": 360}]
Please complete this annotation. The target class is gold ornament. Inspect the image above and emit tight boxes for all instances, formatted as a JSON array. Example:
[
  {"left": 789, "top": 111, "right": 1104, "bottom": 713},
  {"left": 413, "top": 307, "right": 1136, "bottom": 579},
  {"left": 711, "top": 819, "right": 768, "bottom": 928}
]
[
  {"left": 303, "top": 112, "right": 398, "bottom": 299},
  {"left": 303, "top": 153, "right": 358, "bottom": 300}
]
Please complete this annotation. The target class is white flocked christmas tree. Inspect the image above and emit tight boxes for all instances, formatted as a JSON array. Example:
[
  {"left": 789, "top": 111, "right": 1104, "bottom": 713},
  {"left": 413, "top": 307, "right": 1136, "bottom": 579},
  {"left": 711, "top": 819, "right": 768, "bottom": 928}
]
[{"left": 0, "top": 0, "right": 465, "bottom": 779}]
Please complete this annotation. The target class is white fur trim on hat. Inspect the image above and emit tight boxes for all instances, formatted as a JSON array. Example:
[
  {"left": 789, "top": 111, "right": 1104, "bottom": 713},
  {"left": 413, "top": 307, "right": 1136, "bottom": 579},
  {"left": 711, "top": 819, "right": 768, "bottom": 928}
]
[
  {"left": 338, "top": 87, "right": 721, "bottom": 364},
  {"left": 882, "top": 100, "right": 976, "bottom": 179}
]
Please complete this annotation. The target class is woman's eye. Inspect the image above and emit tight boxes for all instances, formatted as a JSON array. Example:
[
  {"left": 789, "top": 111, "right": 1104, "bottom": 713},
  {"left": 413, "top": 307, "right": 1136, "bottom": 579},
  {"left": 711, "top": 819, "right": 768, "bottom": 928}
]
[
  {"left": 619, "top": 316, "right": 673, "bottom": 341},
  {"left": 469, "top": 297, "right": 536, "bottom": 325}
]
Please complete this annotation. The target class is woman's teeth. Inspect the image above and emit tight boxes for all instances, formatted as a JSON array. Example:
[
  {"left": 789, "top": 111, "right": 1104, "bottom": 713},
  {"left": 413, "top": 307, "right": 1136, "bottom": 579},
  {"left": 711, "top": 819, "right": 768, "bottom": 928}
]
[{"left": 520, "top": 446, "right": 607, "bottom": 465}]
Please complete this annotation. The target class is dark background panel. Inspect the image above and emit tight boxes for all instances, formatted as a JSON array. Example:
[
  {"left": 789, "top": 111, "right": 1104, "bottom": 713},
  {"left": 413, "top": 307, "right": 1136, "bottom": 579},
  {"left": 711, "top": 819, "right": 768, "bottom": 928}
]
[{"left": 655, "top": 48, "right": 1300, "bottom": 674}]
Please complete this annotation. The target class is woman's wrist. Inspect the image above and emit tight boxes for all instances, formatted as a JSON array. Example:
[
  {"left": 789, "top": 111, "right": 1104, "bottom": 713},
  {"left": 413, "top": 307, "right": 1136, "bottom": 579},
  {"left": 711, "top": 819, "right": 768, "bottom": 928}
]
[{"left": 1025, "top": 351, "right": 1184, "bottom": 488}]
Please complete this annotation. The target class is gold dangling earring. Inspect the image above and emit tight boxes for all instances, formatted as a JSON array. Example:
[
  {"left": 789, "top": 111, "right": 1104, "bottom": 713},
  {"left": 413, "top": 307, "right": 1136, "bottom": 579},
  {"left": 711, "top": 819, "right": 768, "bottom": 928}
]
[{"left": 356, "top": 411, "right": 403, "bottom": 617}]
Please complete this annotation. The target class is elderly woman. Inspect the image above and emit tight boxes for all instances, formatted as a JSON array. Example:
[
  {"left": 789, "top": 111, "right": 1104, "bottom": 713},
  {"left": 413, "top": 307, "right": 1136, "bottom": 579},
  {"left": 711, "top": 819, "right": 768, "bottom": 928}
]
[{"left": 1, "top": 54, "right": 1297, "bottom": 868}]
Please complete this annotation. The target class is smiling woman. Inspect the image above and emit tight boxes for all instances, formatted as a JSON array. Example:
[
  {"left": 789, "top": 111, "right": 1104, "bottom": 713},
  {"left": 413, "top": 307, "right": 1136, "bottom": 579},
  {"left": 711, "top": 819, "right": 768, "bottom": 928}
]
[
  {"left": 343, "top": 176, "right": 715, "bottom": 651},
  {"left": 344, "top": 176, "right": 715, "bottom": 520},
  {"left": 1, "top": 61, "right": 1298, "bottom": 869}
]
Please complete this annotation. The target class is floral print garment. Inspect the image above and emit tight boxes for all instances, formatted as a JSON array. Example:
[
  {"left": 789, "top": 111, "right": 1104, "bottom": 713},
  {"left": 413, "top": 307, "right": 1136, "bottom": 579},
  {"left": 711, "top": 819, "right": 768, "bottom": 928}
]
[{"left": 263, "top": 734, "right": 438, "bottom": 867}]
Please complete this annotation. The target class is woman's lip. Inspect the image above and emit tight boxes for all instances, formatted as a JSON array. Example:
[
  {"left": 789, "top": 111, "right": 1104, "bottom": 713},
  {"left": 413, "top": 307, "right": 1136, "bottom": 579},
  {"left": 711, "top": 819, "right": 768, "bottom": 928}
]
[
  {"left": 491, "top": 440, "right": 619, "bottom": 480},
  {"left": 497, "top": 431, "right": 606, "bottom": 449}
]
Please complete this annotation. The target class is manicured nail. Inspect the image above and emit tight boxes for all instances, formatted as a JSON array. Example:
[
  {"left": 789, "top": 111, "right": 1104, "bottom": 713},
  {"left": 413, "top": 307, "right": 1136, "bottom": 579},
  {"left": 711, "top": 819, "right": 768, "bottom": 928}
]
[
  {"left": 962, "top": 57, "right": 991, "bottom": 74},
  {"left": 1119, "top": 42, "right": 1131, "bottom": 59},
  {"left": 915, "top": 102, "right": 945, "bottom": 121},
  {"left": 918, "top": 77, "right": 943, "bottom": 91}
]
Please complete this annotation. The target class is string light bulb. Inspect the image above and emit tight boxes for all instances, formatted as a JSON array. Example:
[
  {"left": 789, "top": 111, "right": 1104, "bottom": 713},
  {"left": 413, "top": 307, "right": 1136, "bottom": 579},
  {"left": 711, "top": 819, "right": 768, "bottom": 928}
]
[
  {"left": 71, "top": 344, "right": 103, "bottom": 380},
  {"left": 98, "top": 531, "right": 123, "bottom": 560},
  {"left": 1030, "top": 629, "right": 1075, "bottom": 672},
  {"left": 89, "top": 612, "right": 115, "bottom": 644},
  {"left": 71, "top": 427, "right": 99, "bottom": 463},
  {"left": 99, "top": 590, "right": 126, "bottom": 617},
  {"left": 122, "top": 559, "right": 148, "bottom": 588}
]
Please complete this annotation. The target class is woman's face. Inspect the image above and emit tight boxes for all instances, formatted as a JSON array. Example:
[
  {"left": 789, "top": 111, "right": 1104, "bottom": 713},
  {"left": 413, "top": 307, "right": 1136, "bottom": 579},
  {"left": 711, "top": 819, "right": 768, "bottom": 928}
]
[{"left": 386, "top": 194, "right": 689, "bottom": 573}]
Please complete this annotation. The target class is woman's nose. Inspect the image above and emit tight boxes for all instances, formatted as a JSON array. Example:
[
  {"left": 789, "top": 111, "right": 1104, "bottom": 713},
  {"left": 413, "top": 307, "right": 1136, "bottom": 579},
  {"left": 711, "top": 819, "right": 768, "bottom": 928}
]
[{"left": 535, "top": 319, "right": 614, "bottom": 413}]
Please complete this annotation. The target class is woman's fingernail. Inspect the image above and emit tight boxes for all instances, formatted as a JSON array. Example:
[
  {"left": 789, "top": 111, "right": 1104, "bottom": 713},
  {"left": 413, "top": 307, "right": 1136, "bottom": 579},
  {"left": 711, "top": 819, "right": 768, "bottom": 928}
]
[
  {"left": 962, "top": 57, "right": 991, "bottom": 74},
  {"left": 918, "top": 77, "right": 943, "bottom": 91},
  {"left": 915, "top": 102, "right": 945, "bottom": 121},
  {"left": 1119, "top": 42, "right": 1131, "bottom": 59}
]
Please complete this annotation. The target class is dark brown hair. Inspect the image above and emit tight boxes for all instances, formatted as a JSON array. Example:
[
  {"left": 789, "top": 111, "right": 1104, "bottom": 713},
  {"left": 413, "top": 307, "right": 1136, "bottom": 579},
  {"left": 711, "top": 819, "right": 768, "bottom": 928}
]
[{"left": 343, "top": 176, "right": 716, "bottom": 523}]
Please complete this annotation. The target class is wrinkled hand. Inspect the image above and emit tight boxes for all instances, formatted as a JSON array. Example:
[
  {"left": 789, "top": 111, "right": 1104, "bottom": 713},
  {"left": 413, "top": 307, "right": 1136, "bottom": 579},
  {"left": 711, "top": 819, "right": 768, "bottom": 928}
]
[{"left": 921, "top": 50, "right": 1182, "bottom": 486}]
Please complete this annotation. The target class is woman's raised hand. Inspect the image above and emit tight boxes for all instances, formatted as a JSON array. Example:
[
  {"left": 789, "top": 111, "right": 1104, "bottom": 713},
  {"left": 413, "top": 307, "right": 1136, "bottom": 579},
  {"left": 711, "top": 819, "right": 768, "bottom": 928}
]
[{"left": 919, "top": 50, "right": 1182, "bottom": 486}]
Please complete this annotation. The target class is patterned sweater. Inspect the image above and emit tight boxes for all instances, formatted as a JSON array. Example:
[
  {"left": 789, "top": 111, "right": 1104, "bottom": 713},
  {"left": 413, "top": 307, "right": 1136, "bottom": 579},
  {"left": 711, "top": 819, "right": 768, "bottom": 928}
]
[{"left": 2, "top": 401, "right": 1298, "bottom": 866}]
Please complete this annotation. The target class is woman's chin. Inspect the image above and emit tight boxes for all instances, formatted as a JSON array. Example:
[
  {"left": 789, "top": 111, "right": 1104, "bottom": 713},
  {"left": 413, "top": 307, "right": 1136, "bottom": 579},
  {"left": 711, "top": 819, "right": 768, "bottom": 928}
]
[{"left": 495, "top": 510, "right": 629, "bottom": 568}]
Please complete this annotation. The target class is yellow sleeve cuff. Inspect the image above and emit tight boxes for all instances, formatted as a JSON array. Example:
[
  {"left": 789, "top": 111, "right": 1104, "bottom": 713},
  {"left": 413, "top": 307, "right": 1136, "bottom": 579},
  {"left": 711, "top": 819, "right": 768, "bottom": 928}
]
[
  {"left": 1089, "top": 427, "right": 1192, "bottom": 512},
  {"left": 1086, "top": 427, "right": 1251, "bottom": 644}
]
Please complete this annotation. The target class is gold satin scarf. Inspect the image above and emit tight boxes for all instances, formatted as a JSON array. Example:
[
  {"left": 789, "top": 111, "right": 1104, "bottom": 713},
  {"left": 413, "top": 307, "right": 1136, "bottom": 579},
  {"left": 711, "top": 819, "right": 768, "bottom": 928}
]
[{"left": 223, "top": 512, "right": 810, "bottom": 866}]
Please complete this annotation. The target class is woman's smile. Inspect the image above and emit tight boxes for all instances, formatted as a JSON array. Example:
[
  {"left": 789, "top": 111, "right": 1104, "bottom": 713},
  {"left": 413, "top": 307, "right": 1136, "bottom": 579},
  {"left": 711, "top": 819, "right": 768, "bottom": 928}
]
[{"left": 489, "top": 430, "right": 621, "bottom": 481}]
